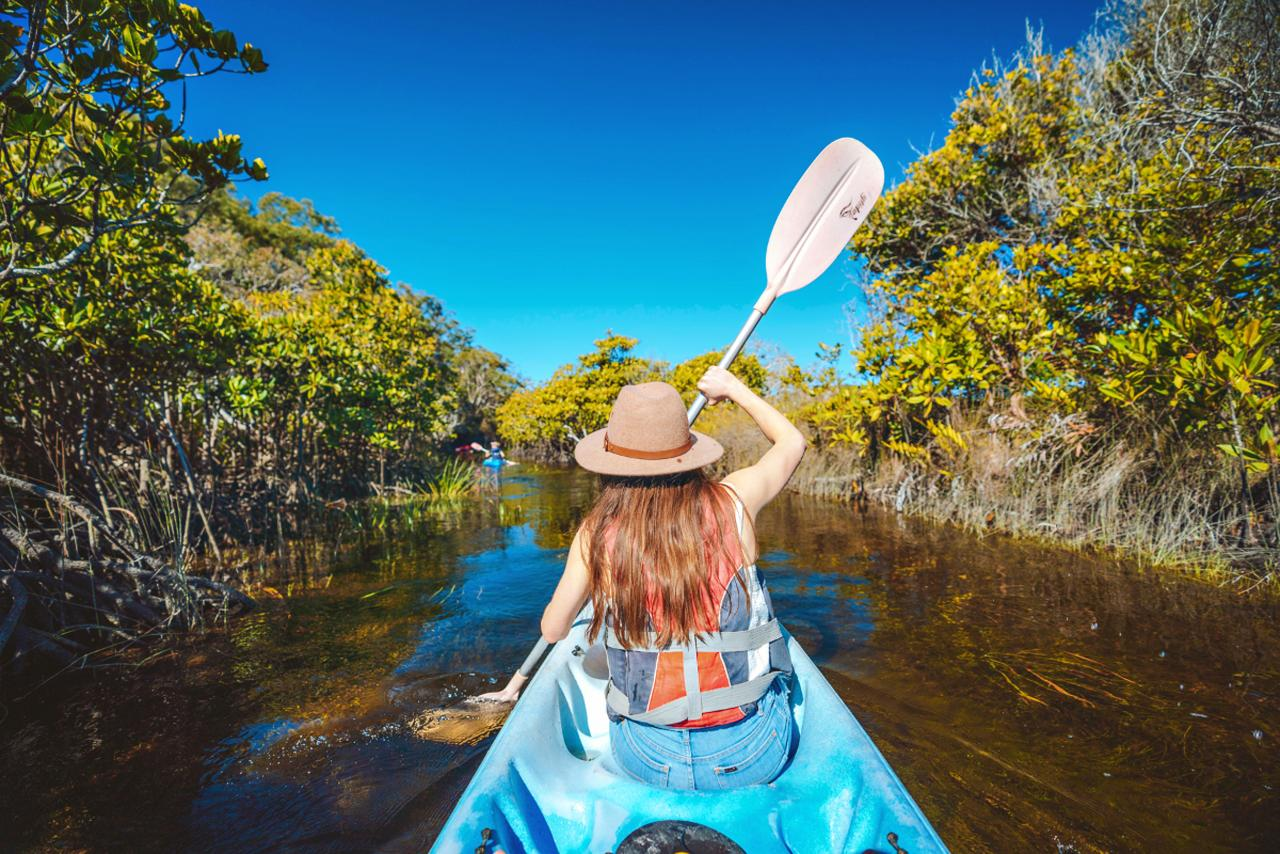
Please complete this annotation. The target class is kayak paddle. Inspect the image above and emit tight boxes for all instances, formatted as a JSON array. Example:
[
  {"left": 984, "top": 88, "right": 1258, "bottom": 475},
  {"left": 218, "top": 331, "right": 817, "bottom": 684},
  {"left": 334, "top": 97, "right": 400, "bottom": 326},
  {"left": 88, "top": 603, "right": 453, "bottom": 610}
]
[
  {"left": 504, "top": 137, "right": 886, "bottom": 690},
  {"left": 686, "top": 136, "right": 885, "bottom": 423}
]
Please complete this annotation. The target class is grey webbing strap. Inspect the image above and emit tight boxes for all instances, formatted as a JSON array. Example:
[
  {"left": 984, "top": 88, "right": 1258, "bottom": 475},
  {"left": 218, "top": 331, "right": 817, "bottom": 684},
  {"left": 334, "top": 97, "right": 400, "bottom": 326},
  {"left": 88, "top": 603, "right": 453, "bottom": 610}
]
[
  {"left": 603, "top": 619, "right": 781, "bottom": 654},
  {"left": 606, "top": 669, "right": 783, "bottom": 727},
  {"left": 706, "top": 620, "right": 781, "bottom": 652},
  {"left": 682, "top": 646, "right": 704, "bottom": 721}
]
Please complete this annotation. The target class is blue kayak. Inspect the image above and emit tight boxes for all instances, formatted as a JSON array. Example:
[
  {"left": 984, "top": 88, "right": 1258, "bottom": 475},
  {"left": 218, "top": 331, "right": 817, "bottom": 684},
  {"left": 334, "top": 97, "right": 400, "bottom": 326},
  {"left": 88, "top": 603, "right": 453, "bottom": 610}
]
[
  {"left": 481, "top": 457, "right": 506, "bottom": 469},
  {"left": 431, "top": 614, "right": 948, "bottom": 853}
]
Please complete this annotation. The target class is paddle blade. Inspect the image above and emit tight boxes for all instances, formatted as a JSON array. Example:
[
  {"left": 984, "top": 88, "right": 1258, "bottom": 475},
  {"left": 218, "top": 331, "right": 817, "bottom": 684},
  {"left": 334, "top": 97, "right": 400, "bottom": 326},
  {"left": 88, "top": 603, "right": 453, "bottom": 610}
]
[{"left": 764, "top": 138, "right": 885, "bottom": 300}]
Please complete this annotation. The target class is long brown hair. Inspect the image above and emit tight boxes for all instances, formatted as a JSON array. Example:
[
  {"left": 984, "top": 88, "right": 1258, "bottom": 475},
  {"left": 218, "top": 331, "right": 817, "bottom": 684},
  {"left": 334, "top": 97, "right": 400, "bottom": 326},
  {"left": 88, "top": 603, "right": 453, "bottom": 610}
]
[{"left": 583, "top": 469, "right": 750, "bottom": 648}]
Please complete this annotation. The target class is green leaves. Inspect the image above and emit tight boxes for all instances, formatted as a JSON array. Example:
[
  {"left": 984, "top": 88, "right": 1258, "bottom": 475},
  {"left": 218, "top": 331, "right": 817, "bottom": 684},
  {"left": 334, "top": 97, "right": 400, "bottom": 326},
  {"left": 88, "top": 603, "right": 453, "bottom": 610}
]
[
  {"left": 499, "top": 337, "right": 784, "bottom": 448},
  {"left": 2, "top": 89, "right": 34, "bottom": 114},
  {"left": 240, "top": 242, "right": 461, "bottom": 450},
  {"left": 497, "top": 334, "right": 661, "bottom": 446},
  {"left": 119, "top": 25, "right": 159, "bottom": 65},
  {"left": 6, "top": 108, "right": 57, "bottom": 135},
  {"left": 1, "top": 177, "right": 507, "bottom": 505},
  {"left": 817, "top": 5, "right": 1279, "bottom": 477},
  {"left": 1, "top": 0, "right": 269, "bottom": 282},
  {"left": 1092, "top": 302, "right": 1278, "bottom": 470},
  {"left": 211, "top": 29, "right": 238, "bottom": 57},
  {"left": 668, "top": 350, "right": 767, "bottom": 404},
  {"left": 239, "top": 43, "right": 268, "bottom": 73}
]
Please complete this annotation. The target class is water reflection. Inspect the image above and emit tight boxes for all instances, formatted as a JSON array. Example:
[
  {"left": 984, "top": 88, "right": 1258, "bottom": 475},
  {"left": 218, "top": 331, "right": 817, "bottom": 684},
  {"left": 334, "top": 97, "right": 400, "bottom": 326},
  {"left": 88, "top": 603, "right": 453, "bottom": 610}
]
[{"left": 1, "top": 468, "right": 1276, "bottom": 853}]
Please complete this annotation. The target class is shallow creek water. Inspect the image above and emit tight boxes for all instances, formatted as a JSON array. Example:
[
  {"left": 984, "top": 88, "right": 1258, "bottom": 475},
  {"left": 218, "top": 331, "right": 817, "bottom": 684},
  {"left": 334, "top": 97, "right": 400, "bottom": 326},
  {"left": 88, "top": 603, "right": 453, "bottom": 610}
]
[{"left": 1, "top": 467, "right": 1277, "bottom": 852}]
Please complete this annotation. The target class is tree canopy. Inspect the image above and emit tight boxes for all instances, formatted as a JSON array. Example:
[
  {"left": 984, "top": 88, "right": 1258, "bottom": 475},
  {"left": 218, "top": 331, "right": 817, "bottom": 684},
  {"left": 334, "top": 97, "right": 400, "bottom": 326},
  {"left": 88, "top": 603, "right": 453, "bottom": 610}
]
[
  {"left": 0, "top": 0, "right": 269, "bottom": 281},
  {"left": 0, "top": 1, "right": 516, "bottom": 531},
  {"left": 806, "top": 0, "right": 1277, "bottom": 485}
]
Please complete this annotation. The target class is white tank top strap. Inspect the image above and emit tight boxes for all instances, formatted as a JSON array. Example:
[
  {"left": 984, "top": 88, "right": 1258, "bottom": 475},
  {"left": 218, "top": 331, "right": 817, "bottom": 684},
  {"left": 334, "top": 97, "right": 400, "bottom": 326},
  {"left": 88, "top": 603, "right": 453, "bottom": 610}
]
[{"left": 718, "top": 481, "right": 746, "bottom": 538}]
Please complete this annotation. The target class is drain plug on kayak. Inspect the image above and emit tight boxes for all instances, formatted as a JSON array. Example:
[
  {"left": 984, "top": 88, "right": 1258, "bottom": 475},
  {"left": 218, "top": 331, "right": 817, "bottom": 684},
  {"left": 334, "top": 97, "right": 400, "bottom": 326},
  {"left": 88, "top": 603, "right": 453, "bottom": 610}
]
[{"left": 612, "top": 820, "right": 746, "bottom": 854}]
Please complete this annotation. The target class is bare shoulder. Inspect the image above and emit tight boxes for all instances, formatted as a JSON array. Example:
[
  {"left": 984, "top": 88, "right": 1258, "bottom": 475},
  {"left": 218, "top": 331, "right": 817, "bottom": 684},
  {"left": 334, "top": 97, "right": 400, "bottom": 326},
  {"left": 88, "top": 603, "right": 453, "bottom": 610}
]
[{"left": 720, "top": 469, "right": 766, "bottom": 520}]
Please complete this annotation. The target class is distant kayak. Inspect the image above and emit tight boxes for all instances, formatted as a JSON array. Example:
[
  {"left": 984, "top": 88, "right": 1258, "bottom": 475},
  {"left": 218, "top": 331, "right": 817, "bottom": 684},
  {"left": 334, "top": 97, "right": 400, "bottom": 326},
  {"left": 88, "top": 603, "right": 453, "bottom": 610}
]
[
  {"left": 481, "top": 457, "right": 506, "bottom": 468},
  {"left": 432, "top": 612, "right": 947, "bottom": 853}
]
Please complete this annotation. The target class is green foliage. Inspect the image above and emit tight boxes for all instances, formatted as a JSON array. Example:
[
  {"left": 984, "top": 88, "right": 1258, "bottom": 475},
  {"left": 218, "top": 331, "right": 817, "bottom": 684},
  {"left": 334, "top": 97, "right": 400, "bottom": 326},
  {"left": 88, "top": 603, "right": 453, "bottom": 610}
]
[
  {"left": 0, "top": 219, "right": 247, "bottom": 464},
  {"left": 496, "top": 336, "right": 777, "bottom": 452},
  {"left": 451, "top": 346, "right": 521, "bottom": 439},
  {"left": 0, "top": 0, "right": 517, "bottom": 524},
  {"left": 1093, "top": 305, "right": 1277, "bottom": 473},
  {"left": 811, "top": 0, "right": 1278, "bottom": 483},
  {"left": 0, "top": 1, "right": 269, "bottom": 280},
  {"left": 203, "top": 189, "right": 340, "bottom": 264},
  {"left": 0, "top": 186, "right": 511, "bottom": 505},
  {"left": 237, "top": 242, "right": 456, "bottom": 470}
]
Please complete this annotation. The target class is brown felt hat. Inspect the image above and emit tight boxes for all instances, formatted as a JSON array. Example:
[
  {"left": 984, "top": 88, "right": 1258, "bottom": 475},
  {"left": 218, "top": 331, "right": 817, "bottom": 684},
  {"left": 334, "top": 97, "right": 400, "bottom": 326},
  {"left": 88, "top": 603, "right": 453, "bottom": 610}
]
[{"left": 574, "top": 382, "right": 723, "bottom": 476}]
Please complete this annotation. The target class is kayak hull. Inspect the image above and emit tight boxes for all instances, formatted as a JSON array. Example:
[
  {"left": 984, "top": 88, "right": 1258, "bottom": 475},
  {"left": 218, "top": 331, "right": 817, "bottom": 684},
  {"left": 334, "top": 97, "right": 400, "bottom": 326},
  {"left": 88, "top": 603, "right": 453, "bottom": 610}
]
[{"left": 432, "top": 616, "right": 948, "bottom": 853}]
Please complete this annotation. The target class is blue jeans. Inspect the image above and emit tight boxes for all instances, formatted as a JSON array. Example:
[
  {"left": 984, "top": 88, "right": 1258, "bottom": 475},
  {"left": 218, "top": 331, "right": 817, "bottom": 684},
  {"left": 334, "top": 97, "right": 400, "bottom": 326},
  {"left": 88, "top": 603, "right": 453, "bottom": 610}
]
[{"left": 610, "top": 679, "right": 793, "bottom": 790}]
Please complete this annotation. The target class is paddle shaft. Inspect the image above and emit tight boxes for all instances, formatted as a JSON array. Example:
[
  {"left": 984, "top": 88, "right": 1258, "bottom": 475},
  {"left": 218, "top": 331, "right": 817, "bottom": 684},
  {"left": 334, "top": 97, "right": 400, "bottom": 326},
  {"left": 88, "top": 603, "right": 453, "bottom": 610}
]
[
  {"left": 518, "top": 636, "right": 550, "bottom": 677},
  {"left": 686, "top": 304, "right": 768, "bottom": 425}
]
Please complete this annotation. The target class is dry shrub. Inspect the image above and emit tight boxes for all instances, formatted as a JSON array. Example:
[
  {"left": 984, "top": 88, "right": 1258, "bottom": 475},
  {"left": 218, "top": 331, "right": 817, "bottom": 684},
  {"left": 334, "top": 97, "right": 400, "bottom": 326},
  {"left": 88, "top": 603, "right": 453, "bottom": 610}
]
[{"left": 700, "top": 404, "right": 1277, "bottom": 577}]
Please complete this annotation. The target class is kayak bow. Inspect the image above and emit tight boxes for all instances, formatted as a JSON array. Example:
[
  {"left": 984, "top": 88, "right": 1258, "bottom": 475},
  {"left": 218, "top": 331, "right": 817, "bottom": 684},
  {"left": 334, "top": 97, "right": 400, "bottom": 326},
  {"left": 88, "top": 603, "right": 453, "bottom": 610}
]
[{"left": 432, "top": 614, "right": 948, "bottom": 853}]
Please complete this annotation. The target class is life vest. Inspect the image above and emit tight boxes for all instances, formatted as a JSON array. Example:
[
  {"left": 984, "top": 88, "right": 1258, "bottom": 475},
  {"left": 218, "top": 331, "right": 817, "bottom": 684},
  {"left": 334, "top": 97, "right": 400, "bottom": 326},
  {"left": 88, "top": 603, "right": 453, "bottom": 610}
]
[{"left": 603, "top": 487, "right": 792, "bottom": 728}]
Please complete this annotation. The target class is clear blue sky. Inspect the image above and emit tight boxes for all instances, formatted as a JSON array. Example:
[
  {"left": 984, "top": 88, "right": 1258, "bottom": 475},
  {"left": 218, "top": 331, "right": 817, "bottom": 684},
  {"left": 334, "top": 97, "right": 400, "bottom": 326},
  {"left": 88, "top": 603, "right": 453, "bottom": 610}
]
[{"left": 188, "top": 1, "right": 1100, "bottom": 381}]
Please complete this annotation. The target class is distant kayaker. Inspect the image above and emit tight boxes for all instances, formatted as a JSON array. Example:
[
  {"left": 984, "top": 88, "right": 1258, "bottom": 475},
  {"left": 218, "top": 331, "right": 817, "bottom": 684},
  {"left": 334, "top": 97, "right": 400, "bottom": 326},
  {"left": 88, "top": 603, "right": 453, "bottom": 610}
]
[
  {"left": 480, "top": 367, "right": 804, "bottom": 790},
  {"left": 470, "top": 440, "right": 506, "bottom": 467}
]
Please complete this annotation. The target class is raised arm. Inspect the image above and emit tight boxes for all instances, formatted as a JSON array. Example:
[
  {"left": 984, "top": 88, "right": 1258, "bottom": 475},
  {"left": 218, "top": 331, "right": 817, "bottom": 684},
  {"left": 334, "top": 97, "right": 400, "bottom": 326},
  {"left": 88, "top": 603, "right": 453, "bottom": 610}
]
[{"left": 697, "top": 365, "right": 806, "bottom": 521}]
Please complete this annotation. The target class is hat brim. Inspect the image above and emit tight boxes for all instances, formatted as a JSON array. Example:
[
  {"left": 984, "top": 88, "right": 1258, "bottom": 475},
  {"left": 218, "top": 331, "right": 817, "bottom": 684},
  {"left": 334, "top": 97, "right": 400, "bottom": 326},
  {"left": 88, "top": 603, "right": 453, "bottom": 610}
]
[{"left": 573, "top": 428, "right": 723, "bottom": 476}]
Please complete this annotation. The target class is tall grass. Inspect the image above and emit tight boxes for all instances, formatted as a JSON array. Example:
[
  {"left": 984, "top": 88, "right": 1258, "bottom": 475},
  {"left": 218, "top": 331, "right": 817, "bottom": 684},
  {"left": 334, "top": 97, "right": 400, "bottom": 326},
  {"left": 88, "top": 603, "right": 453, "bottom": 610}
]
[
  {"left": 359, "top": 456, "right": 482, "bottom": 534},
  {"left": 842, "top": 419, "right": 1276, "bottom": 574},
  {"left": 424, "top": 457, "right": 478, "bottom": 501},
  {"left": 762, "top": 407, "right": 1277, "bottom": 579}
]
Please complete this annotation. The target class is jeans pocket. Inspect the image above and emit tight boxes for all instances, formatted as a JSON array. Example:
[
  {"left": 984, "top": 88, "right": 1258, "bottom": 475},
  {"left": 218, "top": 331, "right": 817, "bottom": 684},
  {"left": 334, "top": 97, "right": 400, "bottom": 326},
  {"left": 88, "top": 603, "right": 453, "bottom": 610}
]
[
  {"left": 623, "top": 718, "right": 674, "bottom": 755},
  {"left": 615, "top": 723, "right": 672, "bottom": 788},
  {"left": 710, "top": 728, "right": 782, "bottom": 789}
]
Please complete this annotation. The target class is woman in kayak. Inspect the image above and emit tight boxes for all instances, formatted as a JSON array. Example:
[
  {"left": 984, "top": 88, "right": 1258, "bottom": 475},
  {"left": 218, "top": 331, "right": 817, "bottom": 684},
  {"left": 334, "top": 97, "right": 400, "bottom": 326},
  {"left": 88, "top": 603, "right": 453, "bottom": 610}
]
[{"left": 482, "top": 366, "right": 804, "bottom": 790}]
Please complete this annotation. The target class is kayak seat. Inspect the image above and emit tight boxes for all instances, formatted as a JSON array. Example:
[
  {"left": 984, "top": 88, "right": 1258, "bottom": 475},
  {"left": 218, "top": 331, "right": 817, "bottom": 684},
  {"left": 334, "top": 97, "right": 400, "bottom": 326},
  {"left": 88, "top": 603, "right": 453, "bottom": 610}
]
[
  {"left": 555, "top": 643, "right": 612, "bottom": 761},
  {"left": 581, "top": 642, "right": 610, "bottom": 679}
]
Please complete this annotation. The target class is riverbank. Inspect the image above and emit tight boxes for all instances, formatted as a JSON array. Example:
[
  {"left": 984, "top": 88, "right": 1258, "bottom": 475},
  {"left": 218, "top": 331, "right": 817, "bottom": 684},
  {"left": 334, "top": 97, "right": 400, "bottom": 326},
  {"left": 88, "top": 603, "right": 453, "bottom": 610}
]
[{"left": 0, "top": 460, "right": 491, "bottom": 694}]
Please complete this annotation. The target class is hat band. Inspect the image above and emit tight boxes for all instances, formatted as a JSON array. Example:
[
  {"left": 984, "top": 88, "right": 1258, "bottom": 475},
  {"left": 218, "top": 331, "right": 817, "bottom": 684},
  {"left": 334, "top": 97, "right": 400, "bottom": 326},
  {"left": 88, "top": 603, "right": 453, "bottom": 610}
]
[{"left": 602, "top": 433, "right": 695, "bottom": 460}]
